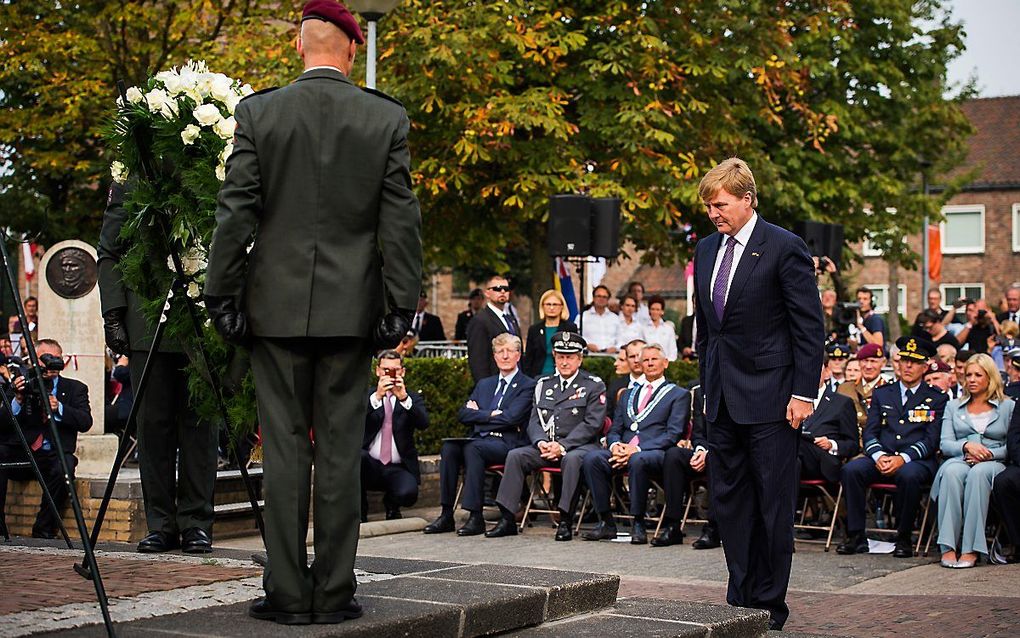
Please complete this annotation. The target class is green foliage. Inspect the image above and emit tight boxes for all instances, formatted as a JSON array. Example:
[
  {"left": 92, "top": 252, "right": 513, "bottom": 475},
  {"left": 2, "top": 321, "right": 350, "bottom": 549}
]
[{"left": 401, "top": 357, "right": 474, "bottom": 455}]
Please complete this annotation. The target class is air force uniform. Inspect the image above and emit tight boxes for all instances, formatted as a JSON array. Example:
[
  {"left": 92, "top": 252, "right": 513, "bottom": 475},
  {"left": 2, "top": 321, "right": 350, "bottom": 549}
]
[{"left": 495, "top": 334, "right": 607, "bottom": 518}]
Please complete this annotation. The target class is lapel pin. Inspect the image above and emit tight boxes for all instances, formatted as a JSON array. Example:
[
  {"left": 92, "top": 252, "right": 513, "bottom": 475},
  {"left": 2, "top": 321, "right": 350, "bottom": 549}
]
[{"left": 751, "top": 252, "right": 760, "bottom": 257}]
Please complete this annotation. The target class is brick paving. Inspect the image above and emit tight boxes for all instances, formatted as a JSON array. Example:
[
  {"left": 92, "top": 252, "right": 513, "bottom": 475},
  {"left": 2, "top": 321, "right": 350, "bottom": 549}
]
[
  {"left": 619, "top": 578, "right": 1020, "bottom": 638},
  {"left": 0, "top": 547, "right": 259, "bottom": 615}
]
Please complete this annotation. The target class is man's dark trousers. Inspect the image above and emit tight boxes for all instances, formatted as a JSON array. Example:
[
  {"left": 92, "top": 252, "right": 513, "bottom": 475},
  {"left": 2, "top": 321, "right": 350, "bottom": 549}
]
[
  {"left": 0, "top": 444, "right": 65, "bottom": 535},
  {"left": 661, "top": 446, "right": 714, "bottom": 522},
  {"left": 130, "top": 351, "right": 217, "bottom": 537},
  {"left": 708, "top": 398, "right": 799, "bottom": 628},
  {"left": 841, "top": 456, "right": 933, "bottom": 538},
  {"left": 993, "top": 467, "right": 1020, "bottom": 546},
  {"left": 438, "top": 436, "right": 512, "bottom": 512},
  {"left": 250, "top": 336, "right": 372, "bottom": 615},
  {"left": 361, "top": 452, "right": 418, "bottom": 509},
  {"left": 583, "top": 449, "right": 664, "bottom": 517}
]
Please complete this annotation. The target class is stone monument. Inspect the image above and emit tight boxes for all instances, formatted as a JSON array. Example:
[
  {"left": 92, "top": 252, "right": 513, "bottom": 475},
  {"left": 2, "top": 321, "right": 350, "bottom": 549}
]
[{"left": 38, "top": 240, "right": 118, "bottom": 475}]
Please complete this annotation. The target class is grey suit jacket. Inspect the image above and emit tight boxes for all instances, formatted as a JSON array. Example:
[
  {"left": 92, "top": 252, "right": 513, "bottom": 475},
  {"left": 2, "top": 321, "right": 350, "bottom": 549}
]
[
  {"left": 205, "top": 68, "right": 422, "bottom": 337},
  {"left": 939, "top": 396, "right": 1014, "bottom": 461}
]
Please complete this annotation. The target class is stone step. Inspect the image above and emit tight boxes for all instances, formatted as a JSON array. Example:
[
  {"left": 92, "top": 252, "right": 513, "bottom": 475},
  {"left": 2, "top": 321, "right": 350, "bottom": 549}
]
[{"left": 511, "top": 597, "right": 770, "bottom": 637}]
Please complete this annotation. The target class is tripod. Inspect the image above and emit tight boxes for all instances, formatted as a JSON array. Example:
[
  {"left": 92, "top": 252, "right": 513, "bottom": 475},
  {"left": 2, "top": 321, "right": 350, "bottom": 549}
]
[
  {"left": 0, "top": 233, "right": 116, "bottom": 637},
  {"left": 77, "top": 81, "right": 266, "bottom": 580}
]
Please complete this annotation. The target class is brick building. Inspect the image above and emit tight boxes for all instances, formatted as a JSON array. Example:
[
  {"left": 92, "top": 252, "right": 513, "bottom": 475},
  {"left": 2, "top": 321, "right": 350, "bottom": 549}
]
[{"left": 851, "top": 95, "right": 1020, "bottom": 321}]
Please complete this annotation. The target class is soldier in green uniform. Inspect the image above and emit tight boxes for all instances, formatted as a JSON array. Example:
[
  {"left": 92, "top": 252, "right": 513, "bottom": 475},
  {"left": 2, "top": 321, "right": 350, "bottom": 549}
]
[
  {"left": 485, "top": 332, "right": 607, "bottom": 541},
  {"left": 98, "top": 182, "right": 218, "bottom": 555},
  {"left": 203, "top": 0, "right": 422, "bottom": 626}
]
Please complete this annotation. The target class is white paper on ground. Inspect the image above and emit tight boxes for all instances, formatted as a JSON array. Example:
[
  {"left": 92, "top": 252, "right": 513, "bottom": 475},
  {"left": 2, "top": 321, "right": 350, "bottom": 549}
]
[{"left": 868, "top": 539, "right": 896, "bottom": 554}]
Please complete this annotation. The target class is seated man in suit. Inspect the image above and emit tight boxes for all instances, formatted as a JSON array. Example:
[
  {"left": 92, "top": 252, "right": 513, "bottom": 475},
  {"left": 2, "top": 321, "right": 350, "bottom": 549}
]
[
  {"left": 582, "top": 344, "right": 688, "bottom": 544},
  {"left": 360, "top": 350, "right": 429, "bottom": 521},
  {"left": 485, "top": 332, "right": 606, "bottom": 541},
  {"left": 424, "top": 334, "right": 536, "bottom": 536},
  {"left": 837, "top": 336, "right": 947, "bottom": 557},
  {"left": 991, "top": 397, "right": 1020, "bottom": 563},
  {"left": 651, "top": 380, "right": 720, "bottom": 548},
  {"left": 799, "top": 361, "right": 859, "bottom": 483},
  {"left": 0, "top": 338, "right": 92, "bottom": 538}
]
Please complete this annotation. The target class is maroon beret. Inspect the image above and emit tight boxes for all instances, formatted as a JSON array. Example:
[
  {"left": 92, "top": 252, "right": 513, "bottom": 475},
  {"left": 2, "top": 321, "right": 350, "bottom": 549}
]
[
  {"left": 856, "top": 343, "right": 884, "bottom": 360},
  {"left": 925, "top": 359, "right": 952, "bottom": 375},
  {"left": 302, "top": 0, "right": 365, "bottom": 45}
]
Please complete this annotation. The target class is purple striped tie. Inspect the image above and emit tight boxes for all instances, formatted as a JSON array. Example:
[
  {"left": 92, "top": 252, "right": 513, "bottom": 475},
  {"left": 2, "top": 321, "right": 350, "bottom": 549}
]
[{"left": 712, "top": 236, "right": 738, "bottom": 320}]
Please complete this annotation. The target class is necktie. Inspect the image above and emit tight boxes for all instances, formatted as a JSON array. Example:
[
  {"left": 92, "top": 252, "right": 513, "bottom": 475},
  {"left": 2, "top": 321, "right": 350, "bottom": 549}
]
[
  {"left": 638, "top": 384, "right": 655, "bottom": 412},
  {"left": 905, "top": 388, "right": 915, "bottom": 404},
  {"left": 380, "top": 391, "right": 394, "bottom": 465},
  {"left": 712, "top": 236, "right": 738, "bottom": 320},
  {"left": 504, "top": 311, "right": 517, "bottom": 336},
  {"left": 490, "top": 378, "right": 507, "bottom": 410},
  {"left": 413, "top": 314, "right": 421, "bottom": 333},
  {"left": 561, "top": 378, "right": 569, "bottom": 393}
]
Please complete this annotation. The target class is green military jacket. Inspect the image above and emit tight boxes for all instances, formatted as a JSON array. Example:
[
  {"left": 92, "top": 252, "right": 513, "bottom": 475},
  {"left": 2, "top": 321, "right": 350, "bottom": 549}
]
[{"left": 204, "top": 68, "right": 422, "bottom": 337}]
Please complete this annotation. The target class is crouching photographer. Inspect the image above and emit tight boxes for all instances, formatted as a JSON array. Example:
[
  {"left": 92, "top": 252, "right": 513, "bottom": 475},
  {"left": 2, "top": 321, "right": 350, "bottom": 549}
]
[{"left": 0, "top": 338, "right": 92, "bottom": 538}]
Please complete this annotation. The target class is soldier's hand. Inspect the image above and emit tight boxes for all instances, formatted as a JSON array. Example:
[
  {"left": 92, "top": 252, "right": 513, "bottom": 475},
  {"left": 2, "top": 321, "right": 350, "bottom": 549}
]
[
  {"left": 205, "top": 295, "right": 251, "bottom": 347},
  {"left": 102, "top": 308, "right": 131, "bottom": 355}
]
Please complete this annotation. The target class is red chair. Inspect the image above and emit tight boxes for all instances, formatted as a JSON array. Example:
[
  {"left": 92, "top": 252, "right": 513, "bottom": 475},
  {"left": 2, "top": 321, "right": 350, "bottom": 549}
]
[
  {"left": 795, "top": 479, "right": 844, "bottom": 552},
  {"left": 452, "top": 464, "right": 504, "bottom": 511},
  {"left": 865, "top": 482, "right": 933, "bottom": 555}
]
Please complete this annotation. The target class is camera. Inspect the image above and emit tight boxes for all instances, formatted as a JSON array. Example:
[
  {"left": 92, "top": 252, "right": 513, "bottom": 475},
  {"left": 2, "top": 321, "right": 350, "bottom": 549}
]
[{"left": 829, "top": 301, "right": 861, "bottom": 342}]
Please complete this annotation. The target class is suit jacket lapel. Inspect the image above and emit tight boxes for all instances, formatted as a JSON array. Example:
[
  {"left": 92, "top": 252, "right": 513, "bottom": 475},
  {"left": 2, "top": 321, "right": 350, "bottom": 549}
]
[
  {"left": 696, "top": 235, "right": 723, "bottom": 328},
  {"left": 722, "top": 218, "right": 767, "bottom": 323}
]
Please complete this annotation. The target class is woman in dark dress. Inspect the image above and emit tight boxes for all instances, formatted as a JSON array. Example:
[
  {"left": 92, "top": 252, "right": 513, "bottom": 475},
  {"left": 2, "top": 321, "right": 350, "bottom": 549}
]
[{"left": 522, "top": 289, "right": 577, "bottom": 378}]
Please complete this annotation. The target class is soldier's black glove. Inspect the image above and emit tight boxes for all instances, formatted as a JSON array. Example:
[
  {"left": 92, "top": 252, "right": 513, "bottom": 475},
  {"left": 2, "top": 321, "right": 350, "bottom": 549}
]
[
  {"left": 205, "top": 295, "right": 250, "bottom": 348},
  {"left": 374, "top": 308, "right": 414, "bottom": 350},
  {"left": 103, "top": 308, "right": 131, "bottom": 355}
]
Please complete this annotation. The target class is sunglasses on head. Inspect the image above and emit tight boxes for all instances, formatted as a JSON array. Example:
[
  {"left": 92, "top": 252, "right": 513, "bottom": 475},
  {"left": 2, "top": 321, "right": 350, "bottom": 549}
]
[{"left": 488, "top": 285, "right": 511, "bottom": 292}]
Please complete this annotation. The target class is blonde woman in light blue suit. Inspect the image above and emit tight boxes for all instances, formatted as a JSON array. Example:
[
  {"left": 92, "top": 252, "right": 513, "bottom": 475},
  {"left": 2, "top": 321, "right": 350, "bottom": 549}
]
[{"left": 931, "top": 353, "right": 1014, "bottom": 568}]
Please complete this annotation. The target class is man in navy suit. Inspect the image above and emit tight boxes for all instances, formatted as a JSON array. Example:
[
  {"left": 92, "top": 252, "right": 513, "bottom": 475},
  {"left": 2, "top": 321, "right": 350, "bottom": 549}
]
[
  {"left": 582, "top": 344, "right": 689, "bottom": 544},
  {"left": 799, "top": 362, "right": 859, "bottom": 484},
  {"left": 424, "top": 334, "right": 535, "bottom": 536},
  {"left": 693, "top": 158, "right": 823, "bottom": 630},
  {"left": 361, "top": 350, "right": 429, "bottom": 521},
  {"left": 837, "top": 336, "right": 947, "bottom": 558}
]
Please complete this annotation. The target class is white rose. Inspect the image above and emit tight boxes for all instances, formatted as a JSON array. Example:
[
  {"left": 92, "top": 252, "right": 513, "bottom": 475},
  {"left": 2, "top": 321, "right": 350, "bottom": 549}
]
[
  {"left": 158, "top": 98, "right": 179, "bottom": 119},
  {"left": 181, "top": 124, "right": 201, "bottom": 145},
  {"left": 209, "top": 74, "right": 234, "bottom": 104},
  {"left": 225, "top": 92, "right": 241, "bottom": 115},
  {"left": 215, "top": 163, "right": 226, "bottom": 181},
  {"left": 195, "top": 73, "right": 214, "bottom": 98},
  {"left": 240, "top": 84, "right": 254, "bottom": 96},
  {"left": 220, "top": 143, "right": 234, "bottom": 163},
  {"left": 213, "top": 116, "right": 236, "bottom": 140},
  {"left": 193, "top": 103, "right": 222, "bottom": 127},
  {"left": 144, "top": 88, "right": 170, "bottom": 114},
  {"left": 125, "top": 86, "right": 144, "bottom": 104},
  {"left": 156, "top": 71, "right": 185, "bottom": 96},
  {"left": 187, "top": 281, "right": 201, "bottom": 299},
  {"left": 110, "top": 161, "right": 128, "bottom": 184}
]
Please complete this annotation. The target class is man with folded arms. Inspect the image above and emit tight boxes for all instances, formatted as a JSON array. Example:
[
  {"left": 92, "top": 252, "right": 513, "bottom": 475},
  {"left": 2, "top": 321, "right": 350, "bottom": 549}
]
[{"left": 425, "top": 334, "right": 535, "bottom": 536}]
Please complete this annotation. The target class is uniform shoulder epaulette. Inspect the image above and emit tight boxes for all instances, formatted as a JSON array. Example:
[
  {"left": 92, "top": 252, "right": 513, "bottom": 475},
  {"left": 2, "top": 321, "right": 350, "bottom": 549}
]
[
  {"left": 586, "top": 372, "right": 603, "bottom": 385},
  {"left": 361, "top": 86, "right": 404, "bottom": 107},
  {"left": 240, "top": 86, "right": 279, "bottom": 102}
]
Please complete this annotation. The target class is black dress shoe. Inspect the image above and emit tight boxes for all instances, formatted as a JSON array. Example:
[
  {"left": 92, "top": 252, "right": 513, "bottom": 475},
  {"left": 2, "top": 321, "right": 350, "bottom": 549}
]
[
  {"left": 650, "top": 525, "right": 684, "bottom": 547},
  {"left": 181, "top": 527, "right": 213, "bottom": 554},
  {"left": 312, "top": 598, "right": 363, "bottom": 624},
  {"left": 385, "top": 508, "right": 402, "bottom": 520},
  {"left": 484, "top": 518, "right": 518, "bottom": 538},
  {"left": 248, "top": 597, "right": 312, "bottom": 625},
  {"left": 424, "top": 513, "right": 455, "bottom": 534},
  {"left": 836, "top": 533, "right": 869, "bottom": 555},
  {"left": 691, "top": 528, "right": 720, "bottom": 550},
  {"left": 554, "top": 521, "right": 572, "bottom": 541},
  {"left": 457, "top": 513, "right": 486, "bottom": 536},
  {"left": 137, "top": 530, "right": 179, "bottom": 553},
  {"left": 582, "top": 520, "right": 618, "bottom": 541},
  {"left": 893, "top": 539, "right": 914, "bottom": 558},
  {"left": 630, "top": 520, "right": 648, "bottom": 545}
]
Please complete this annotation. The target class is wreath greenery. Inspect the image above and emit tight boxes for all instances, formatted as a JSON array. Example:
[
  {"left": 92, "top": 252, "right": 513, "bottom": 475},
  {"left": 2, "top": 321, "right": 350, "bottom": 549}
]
[{"left": 104, "top": 60, "right": 258, "bottom": 437}]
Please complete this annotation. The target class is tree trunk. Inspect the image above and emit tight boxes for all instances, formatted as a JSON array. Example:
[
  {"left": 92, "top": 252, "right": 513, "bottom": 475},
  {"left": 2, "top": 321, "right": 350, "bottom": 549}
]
[
  {"left": 529, "top": 220, "right": 553, "bottom": 323},
  {"left": 888, "top": 260, "right": 901, "bottom": 342}
]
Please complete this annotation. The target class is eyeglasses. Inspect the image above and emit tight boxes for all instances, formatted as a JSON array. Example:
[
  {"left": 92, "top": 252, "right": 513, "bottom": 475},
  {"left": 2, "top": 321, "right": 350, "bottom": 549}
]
[
  {"left": 593, "top": 294, "right": 610, "bottom": 300},
  {"left": 488, "top": 285, "right": 511, "bottom": 292},
  {"left": 543, "top": 301, "right": 563, "bottom": 307}
]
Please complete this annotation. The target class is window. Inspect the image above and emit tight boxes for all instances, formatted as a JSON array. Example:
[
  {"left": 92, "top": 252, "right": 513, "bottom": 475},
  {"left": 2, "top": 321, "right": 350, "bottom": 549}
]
[
  {"left": 940, "top": 283, "right": 985, "bottom": 308},
  {"left": 863, "top": 284, "right": 907, "bottom": 317},
  {"left": 940, "top": 205, "right": 985, "bottom": 254},
  {"left": 1012, "top": 203, "right": 1020, "bottom": 252}
]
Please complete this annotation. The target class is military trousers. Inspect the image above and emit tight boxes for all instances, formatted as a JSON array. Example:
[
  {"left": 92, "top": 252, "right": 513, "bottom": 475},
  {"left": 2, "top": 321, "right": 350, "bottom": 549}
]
[
  {"left": 496, "top": 442, "right": 599, "bottom": 515},
  {"left": 130, "top": 351, "right": 217, "bottom": 537},
  {"left": 250, "top": 336, "right": 372, "bottom": 615}
]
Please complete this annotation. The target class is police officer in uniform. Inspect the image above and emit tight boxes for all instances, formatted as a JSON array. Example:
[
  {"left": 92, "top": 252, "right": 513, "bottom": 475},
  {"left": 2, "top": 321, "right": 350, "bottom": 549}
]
[
  {"left": 99, "top": 185, "right": 218, "bottom": 555},
  {"left": 204, "top": 0, "right": 422, "bottom": 625},
  {"left": 837, "top": 336, "right": 947, "bottom": 558},
  {"left": 825, "top": 342, "right": 850, "bottom": 392},
  {"left": 485, "top": 332, "right": 606, "bottom": 541}
]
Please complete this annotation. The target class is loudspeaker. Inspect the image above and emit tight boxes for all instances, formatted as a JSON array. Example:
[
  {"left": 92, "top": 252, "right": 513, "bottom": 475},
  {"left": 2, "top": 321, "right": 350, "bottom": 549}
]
[
  {"left": 793, "top": 220, "right": 844, "bottom": 270},
  {"left": 590, "top": 197, "right": 621, "bottom": 258},
  {"left": 548, "top": 195, "right": 591, "bottom": 256}
]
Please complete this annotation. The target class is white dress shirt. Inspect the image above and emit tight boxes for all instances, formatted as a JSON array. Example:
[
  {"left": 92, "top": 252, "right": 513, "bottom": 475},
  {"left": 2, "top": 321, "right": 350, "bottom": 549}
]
[
  {"left": 492, "top": 368, "right": 519, "bottom": 409},
  {"left": 367, "top": 391, "right": 413, "bottom": 463},
  {"left": 581, "top": 307, "right": 621, "bottom": 351},
  {"left": 617, "top": 316, "right": 646, "bottom": 348},
  {"left": 642, "top": 320, "right": 679, "bottom": 361},
  {"left": 813, "top": 384, "right": 839, "bottom": 456},
  {"left": 709, "top": 212, "right": 758, "bottom": 307}
]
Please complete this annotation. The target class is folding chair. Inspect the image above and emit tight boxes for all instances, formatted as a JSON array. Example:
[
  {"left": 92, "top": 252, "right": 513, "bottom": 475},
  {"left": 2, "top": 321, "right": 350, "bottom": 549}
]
[
  {"left": 452, "top": 464, "right": 505, "bottom": 511},
  {"left": 681, "top": 476, "right": 710, "bottom": 532},
  {"left": 520, "top": 466, "right": 562, "bottom": 532},
  {"left": 795, "top": 479, "right": 844, "bottom": 552},
  {"left": 865, "top": 482, "right": 933, "bottom": 555},
  {"left": 574, "top": 471, "right": 667, "bottom": 536}
]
